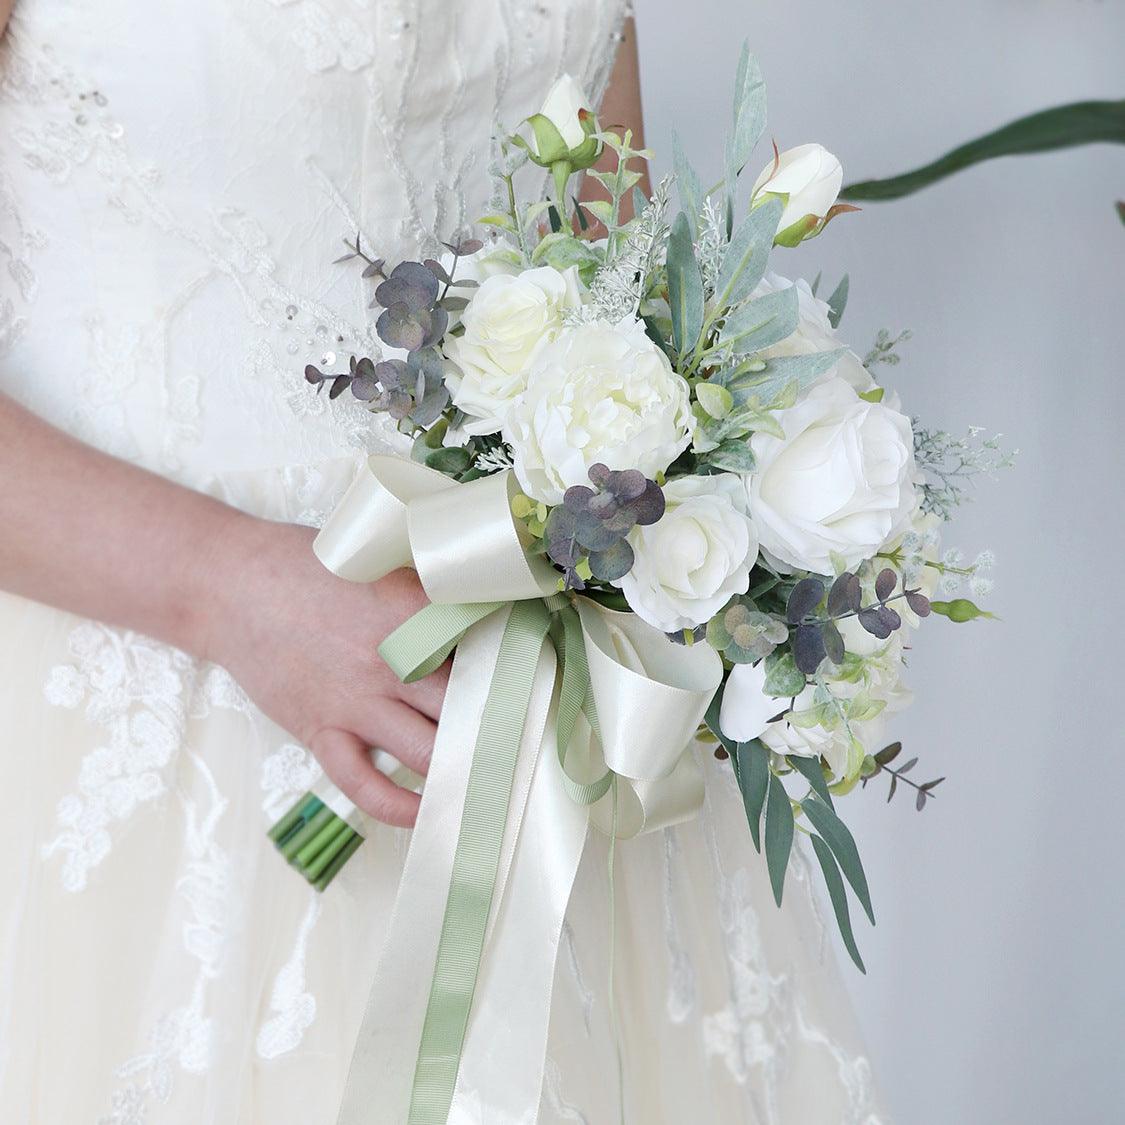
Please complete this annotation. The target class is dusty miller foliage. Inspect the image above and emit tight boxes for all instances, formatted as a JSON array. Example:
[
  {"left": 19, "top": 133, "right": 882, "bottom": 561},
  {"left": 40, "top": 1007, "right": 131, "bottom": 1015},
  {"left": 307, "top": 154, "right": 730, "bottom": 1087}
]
[
  {"left": 913, "top": 424, "right": 1017, "bottom": 520},
  {"left": 863, "top": 328, "right": 913, "bottom": 369},
  {"left": 571, "top": 175, "right": 673, "bottom": 324},
  {"left": 695, "top": 197, "right": 727, "bottom": 299}
]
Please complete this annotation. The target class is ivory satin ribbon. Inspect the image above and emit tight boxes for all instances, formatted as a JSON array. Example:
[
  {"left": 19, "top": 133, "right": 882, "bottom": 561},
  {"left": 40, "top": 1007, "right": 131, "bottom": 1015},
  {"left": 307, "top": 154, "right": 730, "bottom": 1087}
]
[{"left": 318, "top": 455, "right": 722, "bottom": 1124}]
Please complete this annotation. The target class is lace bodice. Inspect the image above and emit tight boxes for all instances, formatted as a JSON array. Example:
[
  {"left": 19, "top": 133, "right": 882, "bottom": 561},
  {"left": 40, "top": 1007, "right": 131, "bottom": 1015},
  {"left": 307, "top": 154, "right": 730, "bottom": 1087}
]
[{"left": 0, "top": 0, "right": 628, "bottom": 489}]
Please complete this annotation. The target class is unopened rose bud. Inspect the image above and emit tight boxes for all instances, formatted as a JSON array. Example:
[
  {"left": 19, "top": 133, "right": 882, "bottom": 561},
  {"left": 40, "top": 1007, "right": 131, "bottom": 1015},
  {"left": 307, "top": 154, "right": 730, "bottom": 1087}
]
[{"left": 752, "top": 143, "right": 850, "bottom": 247}]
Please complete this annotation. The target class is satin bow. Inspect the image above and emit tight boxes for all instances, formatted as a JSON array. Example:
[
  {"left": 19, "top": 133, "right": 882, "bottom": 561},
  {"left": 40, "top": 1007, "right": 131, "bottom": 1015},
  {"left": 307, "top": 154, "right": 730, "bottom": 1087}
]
[{"left": 318, "top": 454, "right": 721, "bottom": 1124}]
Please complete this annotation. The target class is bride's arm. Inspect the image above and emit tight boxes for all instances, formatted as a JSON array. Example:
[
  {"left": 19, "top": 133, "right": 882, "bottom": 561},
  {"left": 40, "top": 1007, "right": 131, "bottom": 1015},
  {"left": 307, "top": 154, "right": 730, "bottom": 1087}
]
[{"left": 0, "top": 391, "right": 443, "bottom": 826}]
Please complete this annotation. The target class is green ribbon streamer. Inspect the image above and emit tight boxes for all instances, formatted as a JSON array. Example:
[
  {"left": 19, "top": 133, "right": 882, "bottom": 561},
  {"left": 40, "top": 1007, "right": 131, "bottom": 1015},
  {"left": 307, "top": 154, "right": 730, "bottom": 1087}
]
[{"left": 379, "top": 596, "right": 605, "bottom": 1125}]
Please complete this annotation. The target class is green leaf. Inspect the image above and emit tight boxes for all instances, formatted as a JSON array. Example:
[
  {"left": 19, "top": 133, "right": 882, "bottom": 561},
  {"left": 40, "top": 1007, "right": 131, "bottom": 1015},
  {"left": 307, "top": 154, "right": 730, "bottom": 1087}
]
[
  {"left": 787, "top": 754, "right": 834, "bottom": 809},
  {"left": 930, "top": 598, "right": 997, "bottom": 623},
  {"left": 672, "top": 131, "right": 703, "bottom": 234},
  {"left": 729, "top": 348, "right": 844, "bottom": 406},
  {"left": 705, "top": 439, "right": 757, "bottom": 473},
  {"left": 826, "top": 274, "right": 849, "bottom": 329},
  {"left": 763, "top": 649, "right": 805, "bottom": 698},
  {"left": 727, "top": 43, "right": 768, "bottom": 177},
  {"left": 713, "top": 198, "right": 783, "bottom": 312},
  {"left": 667, "top": 211, "right": 705, "bottom": 356},
  {"left": 764, "top": 771, "right": 794, "bottom": 906},
  {"left": 718, "top": 285, "right": 799, "bottom": 355},
  {"left": 425, "top": 446, "right": 473, "bottom": 475},
  {"left": 696, "top": 381, "right": 734, "bottom": 419},
  {"left": 735, "top": 740, "right": 770, "bottom": 852},
  {"left": 809, "top": 834, "right": 866, "bottom": 973},
  {"left": 801, "top": 796, "right": 874, "bottom": 924},
  {"left": 858, "top": 386, "right": 885, "bottom": 403},
  {"left": 841, "top": 99, "right": 1125, "bottom": 202}
]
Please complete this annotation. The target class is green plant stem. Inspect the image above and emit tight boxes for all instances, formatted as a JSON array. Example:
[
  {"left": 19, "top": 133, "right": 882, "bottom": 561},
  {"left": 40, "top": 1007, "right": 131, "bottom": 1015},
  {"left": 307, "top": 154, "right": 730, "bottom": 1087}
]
[{"left": 314, "top": 832, "right": 364, "bottom": 891}]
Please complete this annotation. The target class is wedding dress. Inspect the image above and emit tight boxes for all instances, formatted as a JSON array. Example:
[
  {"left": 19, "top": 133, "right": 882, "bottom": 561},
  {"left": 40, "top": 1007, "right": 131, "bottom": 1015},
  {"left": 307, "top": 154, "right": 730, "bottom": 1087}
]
[{"left": 0, "top": 3, "right": 884, "bottom": 1121}]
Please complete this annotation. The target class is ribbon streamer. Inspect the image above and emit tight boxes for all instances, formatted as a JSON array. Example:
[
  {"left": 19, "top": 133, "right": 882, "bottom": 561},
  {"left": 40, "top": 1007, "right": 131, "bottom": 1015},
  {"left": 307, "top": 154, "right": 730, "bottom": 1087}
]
[{"left": 322, "top": 455, "right": 722, "bottom": 1124}]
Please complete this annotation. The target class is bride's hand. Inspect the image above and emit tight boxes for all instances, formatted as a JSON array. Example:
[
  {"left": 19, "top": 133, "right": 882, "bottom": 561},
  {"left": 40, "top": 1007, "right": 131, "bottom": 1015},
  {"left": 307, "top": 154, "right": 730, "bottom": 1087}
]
[{"left": 202, "top": 518, "right": 445, "bottom": 828}]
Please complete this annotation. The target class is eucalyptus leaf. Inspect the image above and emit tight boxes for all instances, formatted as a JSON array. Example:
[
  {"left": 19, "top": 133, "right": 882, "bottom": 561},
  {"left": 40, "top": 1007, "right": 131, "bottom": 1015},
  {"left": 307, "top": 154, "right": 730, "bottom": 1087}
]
[
  {"left": 826, "top": 274, "right": 849, "bottom": 329},
  {"left": 713, "top": 197, "right": 782, "bottom": 312},
  {"left": 667, "top": 211, "right": 705, "bottom": 355},
  {"left": 764, "top": 771, "right": 794, "bottom": 907},
  {"left": 809, "top": 834, "right": 866, "bottom": 973},
  {"left": 729, "top": 348, "right": 844, "bottom": 406},
  {"left": 801, "top": 796, "right": 874, "bottom": 924},
  {"left": 696, "top": 381, "right": 734, "bottom": 419},
  {"left": 718, "top": 285, "right": 800, "bottom": 356},
  {"left": 705, "top": 439, "right": 758, "bottom": 473},
  {"left": 425, "top": 446, "right": 473, "bottom": 475},
  {"left": 735, "top": 739, "right": 771, "bottom": 852},
  {"left": 787, "top": 754, "right": 834, "bottom": 809},
  {"left": 672, "top": 131, "right": 703, "bottom": 234},
  {"left": 763, "top": 649, "right": 805, "bottom": 698}
]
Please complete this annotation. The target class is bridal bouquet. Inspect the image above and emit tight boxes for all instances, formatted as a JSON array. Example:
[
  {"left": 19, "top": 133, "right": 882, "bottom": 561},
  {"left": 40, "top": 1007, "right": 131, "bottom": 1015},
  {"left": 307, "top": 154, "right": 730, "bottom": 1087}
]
[{"left": 269, "top": 45, "right": 1008, "bottom": 1121}]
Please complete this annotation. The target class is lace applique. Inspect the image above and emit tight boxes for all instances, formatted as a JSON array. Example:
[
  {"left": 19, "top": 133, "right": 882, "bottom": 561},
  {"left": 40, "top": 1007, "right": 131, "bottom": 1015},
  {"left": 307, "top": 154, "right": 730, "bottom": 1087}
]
[
  {"left": 255, "top": 891, "right": 322, "bottom": 1059},
  {"left": 261, "top": 741, "right": 322, "bottom": 822},
  {"left": 662, "top": 826, "right": 697, "bottom": 1024},
  {"left": 99, "top": 752, "right": 236, "bottom": 1123},
  {"left": 794, "top": 1005, "right": 883, "bottom": 1125},
  {"left": 541, "top": 1057, "right": 589, "bottom": 1125},
  {"left": 284, "top": 1, "right": 377, "bottom": 73},
  {"left": 42, "top": 623, "right": 197, "bottom": 892}
]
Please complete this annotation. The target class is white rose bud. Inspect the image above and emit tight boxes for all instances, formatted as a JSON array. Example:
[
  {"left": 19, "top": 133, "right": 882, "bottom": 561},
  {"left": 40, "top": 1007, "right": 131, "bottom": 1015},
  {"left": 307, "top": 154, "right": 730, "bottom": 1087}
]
[
  {"left": 752, "top": 143, "right": 845, "bottom": 246},
  {"left": 537, "top": 74, "right": 591, "bottom": 152},
  {"left": 747, "top": 377, "right": 918, "bottom": 575},
  {"left": 506, "top": 318, "right": 693, "bottom": 505},
  {"left": 616, "top": 474, "right": 759, "bottom": 633},
  {"left": 444, "top": 266, "right": 582, "bottom": 435}
]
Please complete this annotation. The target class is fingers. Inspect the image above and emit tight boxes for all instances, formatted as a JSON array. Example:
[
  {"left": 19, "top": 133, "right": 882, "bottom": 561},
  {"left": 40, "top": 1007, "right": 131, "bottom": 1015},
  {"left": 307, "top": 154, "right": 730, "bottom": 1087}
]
[
  {"left": 310, "top": 727, "right": 421, "bottom": 828},
  {"left": 351, "top": 700, "right": 437, "bottom": 778},
  {"left": 395, "top": 659, "right": 450, "bottom": 722}
]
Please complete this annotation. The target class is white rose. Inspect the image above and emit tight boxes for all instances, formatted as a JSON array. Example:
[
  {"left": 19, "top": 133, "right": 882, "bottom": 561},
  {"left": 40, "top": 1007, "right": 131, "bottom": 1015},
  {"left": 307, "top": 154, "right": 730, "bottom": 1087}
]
[
  {"left": 719, "top": 663, "right": 888, "bottom": 780},
  {"left": 747, "top": 377, "right": 917, "bottom": 575},
  {"left": 506, "top": 318, "right": 693, "bottom": 504},
  {"left": 535, "top": 74, "right": 591, "bottom": 152},
  {"left": 752, "top": 143, "right": 843, "bottom": 237},
  {"left": 444, "top": 266, "right": 582, "bottom": 435},
  {"left": 761, "top": 684, "right": 854, "bottom": 777},
  {"left": 753, "top": 272, "right": 876, "bottom": 396},
  {"left": 616, "top": 474, "right": 758, "bottom": 633},
  {"left": 719, "top": 660, "right": 780, "bottom": 743}
]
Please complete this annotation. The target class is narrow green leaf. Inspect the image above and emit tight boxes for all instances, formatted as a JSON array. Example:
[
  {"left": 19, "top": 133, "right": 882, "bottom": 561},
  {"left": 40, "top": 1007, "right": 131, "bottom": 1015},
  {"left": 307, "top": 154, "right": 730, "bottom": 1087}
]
[
  {"left": 735, "top": 740, "right": 770, "bottom": 852},
  {"left": 841, "top": 99, "right": 1125, "bottom": 202},
  {"left": 801, "top": 797, "right": 874, "bottom": 924},
  {"left": 667, "top": 211, "right": 704, "bottom": 356},
  {"left": 719, "top": 285, "right": 799, "bottom": 355},
  {"left": 809, "top": 834, "right": 866, "bottom": 973},
  {"left": 714, "top": 198, "right": 783, "bottom": 312},
  {"left": 672, "top": 131, "right": 703, "bottom": 234},
  {"left": 787, "top": 754, "right": 834, "bottom": 809},
  {"left": 727, "top": 43, "right": 768, "bottom": 175},
  {"left": 764, "top": 771, "right": 794, "bottom": 906},
  {"left": 729, "top": 348, "right": 844, "bottom": 406},
  {"left": 826, "top": 274, "right": 849, "bottom": 329}
]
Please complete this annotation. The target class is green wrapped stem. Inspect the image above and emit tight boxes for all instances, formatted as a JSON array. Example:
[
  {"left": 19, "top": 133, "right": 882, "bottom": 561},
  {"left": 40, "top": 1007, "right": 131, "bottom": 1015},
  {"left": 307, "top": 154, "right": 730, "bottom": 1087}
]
[{"left": 269, "top": 790, "right": 364, "bottom": 891}]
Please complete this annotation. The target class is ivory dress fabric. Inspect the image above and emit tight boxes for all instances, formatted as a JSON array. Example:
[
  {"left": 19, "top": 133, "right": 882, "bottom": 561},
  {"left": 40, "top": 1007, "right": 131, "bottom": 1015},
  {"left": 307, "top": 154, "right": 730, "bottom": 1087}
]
[{"left": 0, "top": 3, "right": 885, "bottom": 1121}]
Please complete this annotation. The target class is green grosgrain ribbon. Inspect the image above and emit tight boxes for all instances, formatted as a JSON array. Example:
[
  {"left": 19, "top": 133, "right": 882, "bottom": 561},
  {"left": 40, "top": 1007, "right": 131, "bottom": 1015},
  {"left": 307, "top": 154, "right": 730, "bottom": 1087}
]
[{"left": 319, "top": 455, "right": 722, "bottom": 1124}]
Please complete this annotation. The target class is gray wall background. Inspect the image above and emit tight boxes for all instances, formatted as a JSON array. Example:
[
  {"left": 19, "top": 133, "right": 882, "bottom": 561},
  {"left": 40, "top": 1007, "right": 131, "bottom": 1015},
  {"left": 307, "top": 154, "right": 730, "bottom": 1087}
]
[{"left": 638, "top": 3, "right": 1124, "bottom": 1122}]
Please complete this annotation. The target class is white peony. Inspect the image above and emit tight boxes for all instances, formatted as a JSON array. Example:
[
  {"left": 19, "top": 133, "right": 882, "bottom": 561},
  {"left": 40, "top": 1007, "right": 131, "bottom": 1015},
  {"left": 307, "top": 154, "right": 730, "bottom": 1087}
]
[
  {"left": 747, "top": 377, "right": 918, "bottom": 575},
  {"left": 505, "top": 318, "right": 693, "bottom": 505},
  {"left": 616, "top": 474, "right": 759, "bottom": 633},
  {"left": 444, "top": 266, "right": 582, "bottom": 435},
  {"left": 751, "top": 143, "right": 843, "bottom": 238},
  {"left": 535, "top": 74, "right": 591, "bottom": 152}
]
